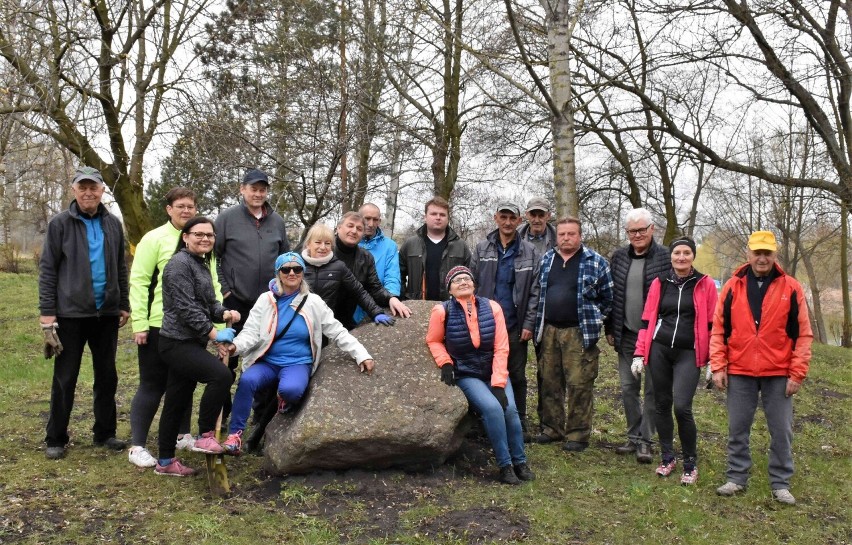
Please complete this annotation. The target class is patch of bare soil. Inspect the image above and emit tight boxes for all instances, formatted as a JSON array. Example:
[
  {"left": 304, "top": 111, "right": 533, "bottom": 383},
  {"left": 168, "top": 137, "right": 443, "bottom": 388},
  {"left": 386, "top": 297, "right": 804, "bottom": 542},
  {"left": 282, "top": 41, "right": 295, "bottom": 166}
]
[{"left": 417, "top": 506, "right": 530, "bottom": 544}]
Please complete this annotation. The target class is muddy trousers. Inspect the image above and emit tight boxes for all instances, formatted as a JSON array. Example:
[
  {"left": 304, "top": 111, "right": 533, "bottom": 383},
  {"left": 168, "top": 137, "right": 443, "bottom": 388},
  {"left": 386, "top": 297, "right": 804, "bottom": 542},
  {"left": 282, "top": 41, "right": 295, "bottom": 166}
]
[{"left": 538, "top": 325, "right": 600, "bottom": 443}]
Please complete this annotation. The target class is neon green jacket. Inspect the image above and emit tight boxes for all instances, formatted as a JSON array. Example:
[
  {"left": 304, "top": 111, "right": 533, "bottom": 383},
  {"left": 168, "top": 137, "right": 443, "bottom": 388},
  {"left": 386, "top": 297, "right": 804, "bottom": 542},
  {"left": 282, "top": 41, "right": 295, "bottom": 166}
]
[{"left": 130, "top": 221, "right": 222, "bottom": 333}]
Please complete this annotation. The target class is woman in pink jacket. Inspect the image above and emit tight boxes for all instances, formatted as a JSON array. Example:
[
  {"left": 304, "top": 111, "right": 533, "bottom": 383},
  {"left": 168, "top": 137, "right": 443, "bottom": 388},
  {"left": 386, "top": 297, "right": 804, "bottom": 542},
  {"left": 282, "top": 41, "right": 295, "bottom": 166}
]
[{"left": 633, "top": 237, "right": 717, "bottom": 485}]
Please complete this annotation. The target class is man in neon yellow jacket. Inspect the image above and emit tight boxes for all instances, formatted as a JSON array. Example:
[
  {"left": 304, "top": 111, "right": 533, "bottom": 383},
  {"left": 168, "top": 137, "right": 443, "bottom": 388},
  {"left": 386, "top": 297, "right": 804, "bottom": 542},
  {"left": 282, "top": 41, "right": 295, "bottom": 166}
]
[{"left": 126, "top": 187, "right": 223, "bottom": 468}]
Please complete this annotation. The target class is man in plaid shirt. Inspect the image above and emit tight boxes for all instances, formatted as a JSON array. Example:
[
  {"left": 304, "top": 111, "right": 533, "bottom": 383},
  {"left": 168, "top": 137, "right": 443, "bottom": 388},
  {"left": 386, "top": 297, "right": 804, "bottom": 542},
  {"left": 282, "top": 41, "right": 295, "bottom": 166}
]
[{"left": 533, "top": 217, "right": 613, "bottom": 452}]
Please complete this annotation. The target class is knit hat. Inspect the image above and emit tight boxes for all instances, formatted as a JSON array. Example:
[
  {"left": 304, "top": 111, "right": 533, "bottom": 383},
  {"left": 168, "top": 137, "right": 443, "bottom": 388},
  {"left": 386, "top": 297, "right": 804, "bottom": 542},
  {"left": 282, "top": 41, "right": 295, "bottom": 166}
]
[
  {"left": 670, "top": 237, "right": 696, "bottom": 256},
  {"left": 748, "top": 230, "right": 777, "bottom": 252},
  {"left": 275, "top": 252, "right": 306, "bottom": 271},
  {"left": 445, "top": 265, "right": 475, "bottom": 291}
]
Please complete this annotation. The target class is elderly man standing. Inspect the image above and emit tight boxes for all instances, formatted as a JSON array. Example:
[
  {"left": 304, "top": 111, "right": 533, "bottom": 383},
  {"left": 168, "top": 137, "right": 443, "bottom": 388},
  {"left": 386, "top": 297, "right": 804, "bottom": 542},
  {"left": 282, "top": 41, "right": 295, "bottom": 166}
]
[
  {"left": 39, "top": 166, "right": 130, "bottom": 460},
  {"left": 533, "top": 217, "right": 613, "bottom": 452},
  {"left": 604, "top": 208, "right": 670, "bottom": 463},
  {"left": 471, "top": 202, "right": 540, "bottom": 438},
  {"left": 711, "top": 231, "right": 812, "bottom": 505},
  {"left": 353, "top": 203, "right": 401, "bottom": 325},
  {"left": 518, "top": 196, "right": 557, "bottom": 257}
]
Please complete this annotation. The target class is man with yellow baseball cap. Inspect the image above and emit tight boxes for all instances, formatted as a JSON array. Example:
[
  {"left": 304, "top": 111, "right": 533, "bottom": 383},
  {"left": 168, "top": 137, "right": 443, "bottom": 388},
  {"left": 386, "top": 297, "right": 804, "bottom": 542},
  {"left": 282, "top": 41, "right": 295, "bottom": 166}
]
[{"left": 709, "top": 230, "right": 812, "bottom": 505}]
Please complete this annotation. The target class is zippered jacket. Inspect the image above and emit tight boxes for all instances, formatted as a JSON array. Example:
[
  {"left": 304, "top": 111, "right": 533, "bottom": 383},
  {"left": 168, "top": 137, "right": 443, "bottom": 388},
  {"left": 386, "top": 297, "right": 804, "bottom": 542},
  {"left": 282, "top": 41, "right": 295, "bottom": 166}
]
[
  {"left": 710, "top": 262, "right": 812, "bottom": 383},
  {"left": 39, "top": 200, "right": 129, "bottom": 318},
  {"left": 634, "top": 272, "right": 717, "bottom": 367},
  {"left": 303, "top": 255, "right": 384, "bottom": 324},
  {"left": 161, "top": 249, "right": 228, "bottom": 342},
  {"left": 354, "top": 227, "right": 401, "bottom": 324},
  {"left": 470, "top": 229, "right": 540, "bottom": 332},
  {"left": 399, "top": 224, "right": 472, "bottom": 301}
]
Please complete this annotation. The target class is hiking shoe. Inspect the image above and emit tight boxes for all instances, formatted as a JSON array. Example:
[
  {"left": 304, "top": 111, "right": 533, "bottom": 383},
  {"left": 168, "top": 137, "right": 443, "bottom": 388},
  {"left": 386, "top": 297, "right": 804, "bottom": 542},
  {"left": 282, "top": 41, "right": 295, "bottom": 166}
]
[
  {"left": 656, "top": 457, "right": 677, "bottom": 477},
  {"left": 499, "top": 465, "right": 521, "bottom": 485},
  {"left": 94, "top": 437, "right": 128, "bottom": 451},
  {"left": 45, "top": 446, "right": 66, "bottom": 460},
  {"left": 155, "top": 458, "right": 197, "bottom": 477},
  {"left": 636, "top": 443, "right": 653, "bottom": 464},
  {"left": 716, "top": 481, "right": 746, "bottom": 496},
  {"left": 562, "top": 441, "right": 588, "bottom": 452},
  {"left": 680, "top": 467, "right": 699, "bottom": 485},
  {"left": 223, "top": 431, "right": 243, "bottom": 456},
  {"left": 513, "top": 463, "right": 535, "bottom": 482},
  {"left": 772, "top": 489, "right": 796, "bottom": 505},
  {"left": 533, "top": 433, "right": 557, "bottom": 444},
  {"left": 615, "top": 441, "right": 637, "bottom": 455},
  {"left": 191, "top": 431, "right": 224, "bottom": 454},
  {"left": 128, "top": 446, "right": 157, "bottom": 468},
  {"left": 175, "top": 434, "right": 196, "bottom": 451}
]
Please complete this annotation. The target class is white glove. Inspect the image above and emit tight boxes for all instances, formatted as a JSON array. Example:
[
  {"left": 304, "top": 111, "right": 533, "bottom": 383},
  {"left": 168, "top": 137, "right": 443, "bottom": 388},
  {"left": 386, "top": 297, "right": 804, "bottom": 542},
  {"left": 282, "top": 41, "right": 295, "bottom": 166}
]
[
  {"left": 631, "top": 357, "right": 644, "bottom": 379},
  {"left": 705, "top": 365, "right": 712, "bottom": 382}
]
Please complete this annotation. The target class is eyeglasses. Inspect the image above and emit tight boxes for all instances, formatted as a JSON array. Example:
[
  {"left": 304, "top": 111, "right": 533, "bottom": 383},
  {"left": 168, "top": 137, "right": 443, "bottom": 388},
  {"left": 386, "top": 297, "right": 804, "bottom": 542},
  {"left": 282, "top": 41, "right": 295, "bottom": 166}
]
[
  {"left": 188, "top": 231, "right": 216, "bottom": 240},
  {"left": 451, "top": 275, "right": 473, "bottom": 285},
  {"left": 279, "top": 266, "right": 304, "bottom": 275},
  {"left": 626, "top": 224, "right": 652, "bottom": 237},
  {"left": 170, "top": 204, "right": 196, "bottom": 211}
]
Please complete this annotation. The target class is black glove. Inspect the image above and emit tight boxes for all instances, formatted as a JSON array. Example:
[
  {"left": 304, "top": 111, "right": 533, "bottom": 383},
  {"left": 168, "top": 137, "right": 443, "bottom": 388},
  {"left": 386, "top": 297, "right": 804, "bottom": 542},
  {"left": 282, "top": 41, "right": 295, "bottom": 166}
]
[
  {"left": 491, "top": 386, "right": 508, "bottom": 410},
  {"left": 440, "top": 364, "right": 456, "bottom": 386}
]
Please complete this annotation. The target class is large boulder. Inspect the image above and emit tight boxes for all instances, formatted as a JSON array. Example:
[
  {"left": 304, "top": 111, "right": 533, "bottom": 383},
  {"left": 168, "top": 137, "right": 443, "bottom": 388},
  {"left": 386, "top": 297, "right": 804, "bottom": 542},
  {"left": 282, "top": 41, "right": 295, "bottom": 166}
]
[{"left": 263, "top": 299, "right": 472, "bottom": 474}]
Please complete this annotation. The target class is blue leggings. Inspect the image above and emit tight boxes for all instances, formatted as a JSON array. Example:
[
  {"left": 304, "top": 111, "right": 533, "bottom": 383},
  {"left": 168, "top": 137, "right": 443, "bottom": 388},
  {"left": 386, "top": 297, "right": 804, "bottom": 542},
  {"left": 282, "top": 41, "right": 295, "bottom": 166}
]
[{"left": 229, "top": 362, "right": 311, "bottom": 434}]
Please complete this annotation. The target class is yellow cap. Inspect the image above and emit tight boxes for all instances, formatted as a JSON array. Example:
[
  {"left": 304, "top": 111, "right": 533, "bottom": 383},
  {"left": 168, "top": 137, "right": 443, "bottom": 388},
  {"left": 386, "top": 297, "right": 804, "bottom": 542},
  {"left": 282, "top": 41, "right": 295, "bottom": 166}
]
[{"left": 748, "top": 231, "right": 777, "bottom": 252}]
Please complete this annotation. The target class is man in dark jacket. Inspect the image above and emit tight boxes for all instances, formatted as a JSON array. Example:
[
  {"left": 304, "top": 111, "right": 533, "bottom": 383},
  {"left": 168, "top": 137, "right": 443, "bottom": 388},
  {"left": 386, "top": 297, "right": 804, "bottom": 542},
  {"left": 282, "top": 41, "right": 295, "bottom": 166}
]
[
  {"left": 399, "top": 196, "right": 472, "bottom": 301},
  {"left": 39, "top": 166, "right": 130, "bottom": 460},
  {"left": 471, "top": 203, "right": 540, "bottom": 438},
  {"left": 604, "top": 208, "right": 670, "bottom": 463},
  {"left": 517, "top": 196, "right": 557, "bottom": 257}
]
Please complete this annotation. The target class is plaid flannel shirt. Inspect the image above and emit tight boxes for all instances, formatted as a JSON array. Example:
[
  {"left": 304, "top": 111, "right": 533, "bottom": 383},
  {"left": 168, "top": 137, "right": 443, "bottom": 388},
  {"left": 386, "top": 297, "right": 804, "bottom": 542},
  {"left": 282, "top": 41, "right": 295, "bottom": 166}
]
[{"left": 534, "top": 244, "right": 614, "bottom": 348}]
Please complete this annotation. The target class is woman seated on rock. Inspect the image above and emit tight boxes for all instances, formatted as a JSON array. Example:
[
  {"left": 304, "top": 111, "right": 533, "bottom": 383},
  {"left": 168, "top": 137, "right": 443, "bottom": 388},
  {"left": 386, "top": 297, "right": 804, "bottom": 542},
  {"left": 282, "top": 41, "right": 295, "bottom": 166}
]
[
  {"left": 301, "top": 222, "right": 395, "bottom": 328},
  {"left": 219, "top": 252, "right": 375, "bottom": 456},
  {"left": 425, "top": 266, "right": 535, "bottom": 485}
]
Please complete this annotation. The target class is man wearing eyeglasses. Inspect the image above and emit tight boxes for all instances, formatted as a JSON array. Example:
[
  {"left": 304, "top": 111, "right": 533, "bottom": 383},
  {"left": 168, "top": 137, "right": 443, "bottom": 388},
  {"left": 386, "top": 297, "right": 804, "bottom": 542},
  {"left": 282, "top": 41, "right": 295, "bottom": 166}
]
[
  {"left": 39, "top": 166, "right": 130, "bottom": 460},
  {"left": 471, "top": 203, "right": 541, "bottom": 440},
  {"left": 126, "top": 187, "right": 224, "bottom": 468},
  {"left": 604, "top": 208, "right": 670, "bottom": 463}
]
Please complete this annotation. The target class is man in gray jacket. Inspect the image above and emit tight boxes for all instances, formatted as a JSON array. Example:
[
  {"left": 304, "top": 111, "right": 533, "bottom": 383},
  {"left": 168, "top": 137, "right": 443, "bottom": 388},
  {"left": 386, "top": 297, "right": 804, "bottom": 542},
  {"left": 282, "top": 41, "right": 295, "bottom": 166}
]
[
  {"left": 471, "top": 203, "right": 540, "bottom": 438},
  {"left": 39, "top": 166, "right": 130, "bottom": 460},
  {"left": 604, "top": 207, "right": 670, "bottom": 463}
]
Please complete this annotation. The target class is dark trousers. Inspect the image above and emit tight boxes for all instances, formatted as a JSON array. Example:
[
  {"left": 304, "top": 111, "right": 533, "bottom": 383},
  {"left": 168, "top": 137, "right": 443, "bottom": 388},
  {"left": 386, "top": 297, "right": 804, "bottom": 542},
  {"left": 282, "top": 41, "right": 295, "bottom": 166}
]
[
  {"left": 129, "top": 327, "right": 192, "bottom": 446},
  {"left": 507, "top": 328, "right": 529, "bottom": 427},
  {"left": 648, "top": 342, "right": 699, "bottom": 461},
  {"left": 45, "top": 316, "right": 120, "bottom": 447},
  {"left": 156, "top": 336, "right": 233, "bottom": 459},
  {"left": 222, "top": 295, "right": 253, "bottom": 419}
]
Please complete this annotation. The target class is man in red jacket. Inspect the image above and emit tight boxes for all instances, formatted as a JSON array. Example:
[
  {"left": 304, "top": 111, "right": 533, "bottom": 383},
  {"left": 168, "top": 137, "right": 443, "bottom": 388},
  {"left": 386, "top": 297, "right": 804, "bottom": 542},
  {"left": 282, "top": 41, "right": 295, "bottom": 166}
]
[{"left": 710, "top": 231, "right": 812, "bottom": 505}]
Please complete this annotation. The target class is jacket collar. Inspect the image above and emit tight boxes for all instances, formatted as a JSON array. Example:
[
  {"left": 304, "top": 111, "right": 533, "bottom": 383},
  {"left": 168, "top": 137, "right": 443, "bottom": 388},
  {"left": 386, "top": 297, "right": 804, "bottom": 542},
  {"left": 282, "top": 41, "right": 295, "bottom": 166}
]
[
  {"left": 417, "top": 223, "right": 460, "bottom": 242},
  {"left": 69, "top": 200, "right": 108, "bottom": 219}
]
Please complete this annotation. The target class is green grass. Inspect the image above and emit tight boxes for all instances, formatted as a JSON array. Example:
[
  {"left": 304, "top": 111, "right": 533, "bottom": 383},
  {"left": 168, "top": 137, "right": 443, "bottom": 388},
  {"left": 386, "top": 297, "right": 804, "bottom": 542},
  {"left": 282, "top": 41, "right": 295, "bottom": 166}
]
[{"left": 0, "top": 269, "right": 849, "bottom": 544}]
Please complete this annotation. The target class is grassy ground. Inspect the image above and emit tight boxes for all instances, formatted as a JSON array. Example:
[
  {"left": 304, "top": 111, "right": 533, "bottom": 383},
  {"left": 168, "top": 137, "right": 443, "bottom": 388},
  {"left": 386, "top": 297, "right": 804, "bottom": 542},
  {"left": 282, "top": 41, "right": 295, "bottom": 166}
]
[{"left": 0, "top": 269, "right": 849, "bottom": 544}]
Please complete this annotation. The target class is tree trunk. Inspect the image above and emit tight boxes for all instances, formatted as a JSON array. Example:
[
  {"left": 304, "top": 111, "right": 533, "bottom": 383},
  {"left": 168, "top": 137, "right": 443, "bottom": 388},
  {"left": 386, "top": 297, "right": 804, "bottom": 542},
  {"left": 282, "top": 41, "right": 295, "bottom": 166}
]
[{"left": 841, "top": 201, "right": 851, "bottom": 347}]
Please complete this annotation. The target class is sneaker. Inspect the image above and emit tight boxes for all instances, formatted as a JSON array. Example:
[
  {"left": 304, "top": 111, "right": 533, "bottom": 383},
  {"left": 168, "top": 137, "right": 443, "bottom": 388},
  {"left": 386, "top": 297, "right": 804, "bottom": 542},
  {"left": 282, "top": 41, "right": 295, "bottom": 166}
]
[
  {"left": 223, "top": 430, "right": 243, "bottom": 456},
  {"left": 191, "top": 431, "right": 224, "bottom": 454},
  {"left": 45, "top": 446, "right": 66, "bottom": 460},
  {"left": 772, "top": 489, "right": 796, "bottom": 505},
  {"left": 656, "top": 457, "right": 677, "bottom": 477},
  {"left": 513, "top": 463, "right": 535, "bottom": 482},
  {"left": 636, "top": 443, "right": 653, "bottom": 464},
  {"left": 94, "top": 437, "right": 128, "bottom": 451},
  {"left": 155, "top": 458, "right": 197, "bottom": 477},
  {"left": 499, "top": 465, "right": 521, "bottom": 485},
  {"left": 716, "top": 481, "right": 746, "bottom": 496},
  {"left": 128, "top": 446, "right": 157, "bottom": 468},
  {"left": 175, "top": 434, "right": 196, "bottom": 451},
  {"left": 680, "top": 467, "right": 698, "bottom": 485},
  {"left": 615, "top": 441, "right": 637, "bottom": 455}
]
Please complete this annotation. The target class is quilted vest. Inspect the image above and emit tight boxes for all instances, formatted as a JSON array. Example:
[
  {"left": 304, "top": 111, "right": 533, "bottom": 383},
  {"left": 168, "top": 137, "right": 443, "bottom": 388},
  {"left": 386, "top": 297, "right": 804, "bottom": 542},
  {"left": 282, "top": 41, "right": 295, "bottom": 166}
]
[{"left": 444, "top": 296, "right": 496, "bottom": 380}]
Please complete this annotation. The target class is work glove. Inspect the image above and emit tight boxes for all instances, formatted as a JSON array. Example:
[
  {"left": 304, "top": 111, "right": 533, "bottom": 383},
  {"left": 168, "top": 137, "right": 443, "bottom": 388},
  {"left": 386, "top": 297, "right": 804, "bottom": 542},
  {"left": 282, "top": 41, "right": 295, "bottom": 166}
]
[
  {"left": 631, "top": 357, "right": 644, "bottom": 379},
  {"left": 440, "top": 364, "right": 456, "bottom": 386},
  {"left": 704, "top": 365, "right": 713, "bottom": 389},
  {"left": 374, "top": 313, "right": 396, "bottom": 326},
  {"left": 214, "top": 327, "right": 236, "bottom": 343},
  {"left": 42, "top": 323, "right": 63, "bottom": 359},
  {"left": 490, "top": 386, "right": 509, "bottom": 411}
]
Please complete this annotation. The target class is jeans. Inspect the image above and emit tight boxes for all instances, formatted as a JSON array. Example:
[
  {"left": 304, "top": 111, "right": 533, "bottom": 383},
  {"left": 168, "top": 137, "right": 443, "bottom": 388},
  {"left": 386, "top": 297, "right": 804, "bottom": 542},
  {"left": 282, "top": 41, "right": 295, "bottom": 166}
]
[
  {"left": 616, "top": 328, "right": 655, "bottom": 446},
  {"left": 725, "top": 375, "right": 794, "bottom": 489},
  {"left": 45, "top": 316, "right": 120, "bottom": 447},
  {"left": 457, "top": 377, "right": 526, "bottom": 468},
  {"left": 648, "top": 342, "right": 699, "bottom": 461},
  {"left": 229, "top": 362, "right": 311, "bottom": 434}
]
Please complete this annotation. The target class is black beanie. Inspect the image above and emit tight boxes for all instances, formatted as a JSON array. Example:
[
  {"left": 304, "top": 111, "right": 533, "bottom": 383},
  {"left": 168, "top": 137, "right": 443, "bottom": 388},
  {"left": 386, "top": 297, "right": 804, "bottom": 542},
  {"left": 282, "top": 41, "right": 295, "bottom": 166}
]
[{"left": 670, "top": 237, "right": 697, "bottom": 255}]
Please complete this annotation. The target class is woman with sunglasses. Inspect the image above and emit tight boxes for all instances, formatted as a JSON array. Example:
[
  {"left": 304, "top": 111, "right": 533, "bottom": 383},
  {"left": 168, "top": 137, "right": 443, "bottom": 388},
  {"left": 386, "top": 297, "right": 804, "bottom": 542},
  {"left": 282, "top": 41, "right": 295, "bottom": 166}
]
[
  {"left": 426, "top": 266, "right": 534, "bottom": 485},
  {"left": 154, "top": 217, "right": 241, "bottom": 476},
  {"left": 220, "top": 252, "right": 375, "bottom": 456}
]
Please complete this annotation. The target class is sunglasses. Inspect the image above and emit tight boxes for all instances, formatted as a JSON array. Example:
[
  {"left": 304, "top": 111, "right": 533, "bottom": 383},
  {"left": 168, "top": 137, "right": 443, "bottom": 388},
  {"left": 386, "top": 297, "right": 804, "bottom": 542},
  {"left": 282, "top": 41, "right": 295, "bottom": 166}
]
[{"left": 279, "top": 266, "right": 304, "bottom": 275}]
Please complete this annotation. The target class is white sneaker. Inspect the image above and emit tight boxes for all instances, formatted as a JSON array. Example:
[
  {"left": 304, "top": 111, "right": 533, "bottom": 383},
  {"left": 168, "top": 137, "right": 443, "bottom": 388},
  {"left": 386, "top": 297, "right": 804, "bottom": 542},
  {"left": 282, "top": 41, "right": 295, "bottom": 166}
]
[
  {"left": 128, "top": 446, "right": 157, "bottom": 468},
  {"left": 175, "top": 434, "right": 196, "bottom": 451},
  {"left": 772, "top": 489, "right": 796, "bottom": 505}
]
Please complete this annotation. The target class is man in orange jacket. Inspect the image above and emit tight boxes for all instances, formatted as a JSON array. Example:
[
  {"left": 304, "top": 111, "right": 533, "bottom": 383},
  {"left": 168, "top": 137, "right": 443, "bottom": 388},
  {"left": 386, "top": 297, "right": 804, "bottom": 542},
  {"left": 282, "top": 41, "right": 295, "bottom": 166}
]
[{"left": 709, "top": 230, "right": 812, "bottom": 505}]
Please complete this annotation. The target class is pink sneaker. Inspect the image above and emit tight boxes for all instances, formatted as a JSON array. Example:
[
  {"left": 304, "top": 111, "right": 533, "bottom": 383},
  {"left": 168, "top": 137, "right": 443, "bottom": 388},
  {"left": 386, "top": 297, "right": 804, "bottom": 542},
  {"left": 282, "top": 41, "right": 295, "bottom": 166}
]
[
  {"left": 155, "top": 458, "right": 197, "bottom": 477},
  {"left": 681, "top": 467, "right": 698, "bottom": 485},
  {"left": 223, "top": 430, "right": 242, "bottom": 456},
  {"left": 191, "top": 431, "right": 224, "bottom": 454},
  {"left": 656, "top": 457, "right": 677, "bottom": 477}
]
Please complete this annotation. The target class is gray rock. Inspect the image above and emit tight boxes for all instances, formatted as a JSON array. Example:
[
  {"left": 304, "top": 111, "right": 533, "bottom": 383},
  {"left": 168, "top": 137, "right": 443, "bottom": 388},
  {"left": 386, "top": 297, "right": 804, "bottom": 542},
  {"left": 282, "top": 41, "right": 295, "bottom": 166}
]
[{"left": 263, "top": 299, "right": 472, "bottom": 474}]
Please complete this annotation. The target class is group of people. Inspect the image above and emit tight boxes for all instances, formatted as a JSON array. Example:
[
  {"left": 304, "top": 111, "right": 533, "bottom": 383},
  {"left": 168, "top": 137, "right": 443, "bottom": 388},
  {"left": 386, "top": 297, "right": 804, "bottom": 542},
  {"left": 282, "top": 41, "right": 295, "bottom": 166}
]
[{"left": 38, "top": 166, "right": 812, "bottom": 503}]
